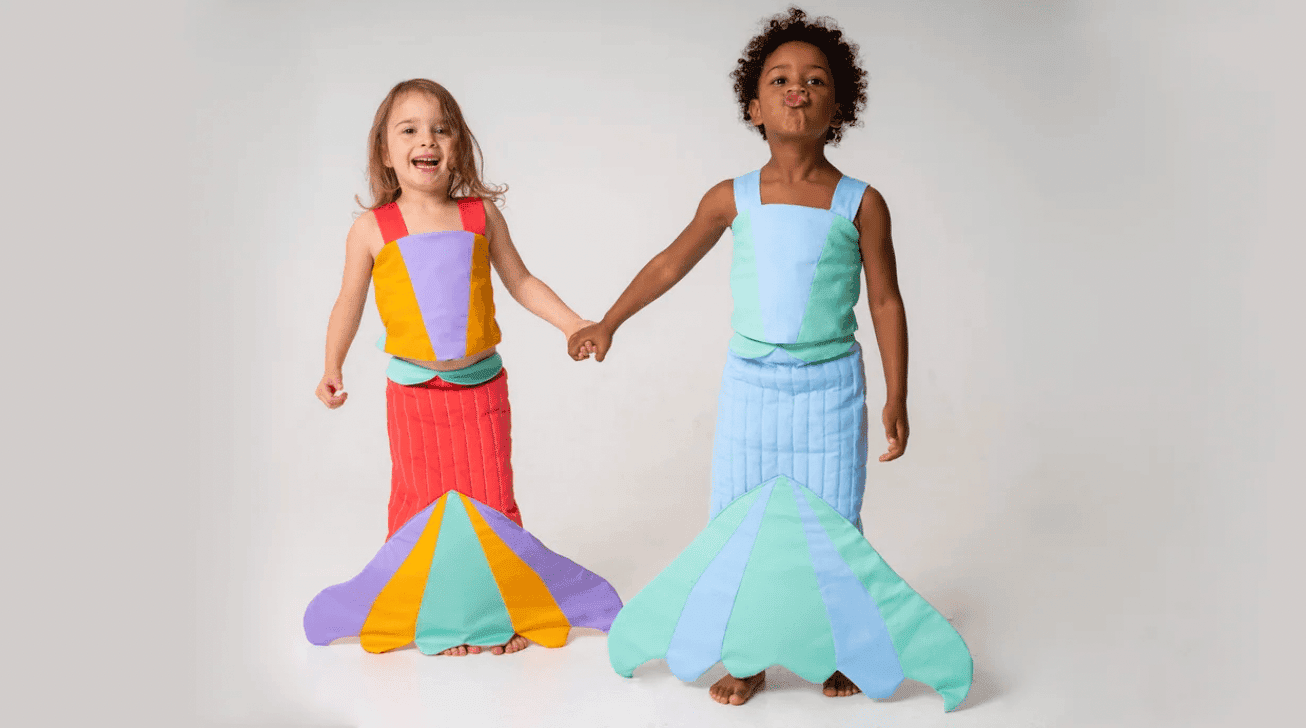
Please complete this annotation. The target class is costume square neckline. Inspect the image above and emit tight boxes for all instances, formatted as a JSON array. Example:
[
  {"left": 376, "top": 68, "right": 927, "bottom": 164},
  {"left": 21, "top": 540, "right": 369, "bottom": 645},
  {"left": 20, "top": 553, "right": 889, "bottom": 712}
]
[
  {"left": 375, "top": 198, "right": 486, "bottom": 246},
  {"left": 732, "top": 173, "right": 862, "bottom": 226},
  {"left": 386, "top": 229, "right": 471, "bottom": 244}
]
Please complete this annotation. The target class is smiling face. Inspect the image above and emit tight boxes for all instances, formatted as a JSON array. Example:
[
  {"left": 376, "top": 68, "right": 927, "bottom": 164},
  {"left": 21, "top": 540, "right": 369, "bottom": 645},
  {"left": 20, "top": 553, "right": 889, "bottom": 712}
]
[
  {"left": 748, "top": 40, "right": 840, "bottom": 142},
  {"left": 383, "top": 91, "right": 457, "bottom": 197}
]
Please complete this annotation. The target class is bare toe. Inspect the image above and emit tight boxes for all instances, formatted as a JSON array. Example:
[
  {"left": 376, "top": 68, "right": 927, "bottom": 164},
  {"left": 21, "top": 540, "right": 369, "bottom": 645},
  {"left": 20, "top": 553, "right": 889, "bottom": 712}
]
[
  {"left": 710, "top": 672, "right": 765, "bottom": 706},
  {"left": 822, "top": 671, "right": 861, "bottom": 697},
  {"left": 495, "top": 634, "right": 529, "bottom": 655}
]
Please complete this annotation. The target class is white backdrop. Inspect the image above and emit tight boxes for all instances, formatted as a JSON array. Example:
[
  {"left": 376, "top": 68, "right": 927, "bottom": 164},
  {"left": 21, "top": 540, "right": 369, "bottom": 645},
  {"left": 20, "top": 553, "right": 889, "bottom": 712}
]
[
  {"left": 189, "top": 1, "right": 1304, "bottom": 726},
  {"left": 6, "top": 1, "right": 1301, "bottom": 727}
]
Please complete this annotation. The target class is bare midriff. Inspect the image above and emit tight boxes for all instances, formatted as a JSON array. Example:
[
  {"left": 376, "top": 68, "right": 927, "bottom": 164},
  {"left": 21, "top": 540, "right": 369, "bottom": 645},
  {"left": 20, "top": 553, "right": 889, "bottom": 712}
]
[{"left": 396, "top": 345, "right": 498, "bottom": 372}]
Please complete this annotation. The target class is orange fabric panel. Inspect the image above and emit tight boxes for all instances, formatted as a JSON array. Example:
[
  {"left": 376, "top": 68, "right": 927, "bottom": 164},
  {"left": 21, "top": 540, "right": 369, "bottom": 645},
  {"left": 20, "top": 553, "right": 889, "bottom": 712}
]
[
  {"left": 464, "top": 233, "right": 501, "bottom": 355},
  {"left": 465, "top": 500, "right": 571, "bottom": 648},
  {"left": 359, "top": 496, "right": 450, "bottom": 653},
  {"left": 373, "top": 244, "right": 437, "bottom": 361}
]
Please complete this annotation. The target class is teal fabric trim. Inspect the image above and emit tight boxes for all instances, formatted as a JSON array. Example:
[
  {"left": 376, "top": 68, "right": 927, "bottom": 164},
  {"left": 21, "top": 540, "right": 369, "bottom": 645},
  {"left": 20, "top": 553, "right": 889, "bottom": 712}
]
[
  {"left": 728, "top": 333, "right": 856, "bottom": 365},
  {"left": 384, "top": 349, "right": 504, "bottom": 386}
]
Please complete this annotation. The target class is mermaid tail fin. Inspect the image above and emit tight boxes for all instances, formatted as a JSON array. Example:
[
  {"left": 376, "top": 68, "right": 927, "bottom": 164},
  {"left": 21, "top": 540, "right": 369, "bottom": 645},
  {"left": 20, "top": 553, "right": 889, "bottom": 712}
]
[
  {"left": 304, "top": 492, "right": 623, "bottom": 655},
  {"left": 608, "top": 476, "right": 972, "bottom": 712}
]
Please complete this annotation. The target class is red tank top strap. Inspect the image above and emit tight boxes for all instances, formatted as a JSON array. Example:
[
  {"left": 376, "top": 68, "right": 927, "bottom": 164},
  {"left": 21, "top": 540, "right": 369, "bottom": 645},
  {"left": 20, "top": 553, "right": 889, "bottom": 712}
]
[
  {"left": 457, "top": 197, "right": 487, "bottom": 236},
  {"left": 373, "top": 202, "right": 409, "bottom": 243}
]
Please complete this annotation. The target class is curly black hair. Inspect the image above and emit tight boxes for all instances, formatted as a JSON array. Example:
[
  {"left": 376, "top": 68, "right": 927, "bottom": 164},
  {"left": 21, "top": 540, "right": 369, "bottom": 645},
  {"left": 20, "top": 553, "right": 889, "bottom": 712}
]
[{"left": 730, "top": 6, "right": 868, "bottom": 145}]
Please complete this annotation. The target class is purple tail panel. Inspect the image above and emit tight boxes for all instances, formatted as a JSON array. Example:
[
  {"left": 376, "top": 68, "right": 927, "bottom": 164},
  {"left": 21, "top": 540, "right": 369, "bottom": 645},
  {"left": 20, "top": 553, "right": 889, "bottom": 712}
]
[
  {"left": 302, "top": 501, "right": 435, "bottom": 645},
  {"left": 470, "top": 499, "right": 624, "bottom": 631}
]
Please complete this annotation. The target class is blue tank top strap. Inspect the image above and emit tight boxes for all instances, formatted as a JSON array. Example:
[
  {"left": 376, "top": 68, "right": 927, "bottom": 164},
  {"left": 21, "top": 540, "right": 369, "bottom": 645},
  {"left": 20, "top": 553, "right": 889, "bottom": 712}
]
[
  {"left": 829, "top": 176, "right": 869, "bottom": 222},
  {"left": 733, "top": 170, "right": 762, "bottom": 213}
]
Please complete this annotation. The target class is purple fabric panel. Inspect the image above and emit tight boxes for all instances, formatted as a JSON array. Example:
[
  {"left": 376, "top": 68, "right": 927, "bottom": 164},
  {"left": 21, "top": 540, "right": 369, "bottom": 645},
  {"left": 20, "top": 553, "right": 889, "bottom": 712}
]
[
  {"left": 398, "top": 231, "right": 474, "bottom": 360},
  {"left": 302, "top": 501, "right": 436, "bottom": 645},
  {"left": 470, "top": 499, "right": 624, "bottom": 632}
]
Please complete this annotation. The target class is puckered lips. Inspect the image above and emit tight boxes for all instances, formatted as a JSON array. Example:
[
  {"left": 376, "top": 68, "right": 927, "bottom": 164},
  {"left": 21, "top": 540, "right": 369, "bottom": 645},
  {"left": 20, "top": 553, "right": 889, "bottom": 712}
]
[
  {"left": 412, "top": 155, "right": 442, "bottom": 172},
  {"left": 784, "top": 92, "right": 808, "bottom": 108}
]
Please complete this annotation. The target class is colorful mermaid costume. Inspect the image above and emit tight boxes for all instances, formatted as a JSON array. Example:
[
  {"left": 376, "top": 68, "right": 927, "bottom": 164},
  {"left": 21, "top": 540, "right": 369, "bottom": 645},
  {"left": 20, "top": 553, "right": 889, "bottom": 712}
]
[
  {"left": 304, "top": 199, "right": 622, "bottom": 653},
  {"left": 606, "top": 171, "right": 974, "bottom": 710}
]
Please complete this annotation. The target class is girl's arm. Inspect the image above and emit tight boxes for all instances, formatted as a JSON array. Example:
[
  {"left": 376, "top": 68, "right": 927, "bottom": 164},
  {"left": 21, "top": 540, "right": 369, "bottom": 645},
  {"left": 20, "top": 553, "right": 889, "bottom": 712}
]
[
  {"left": 567, "top": 180, "right": 736, "bottom": 361},
  {"left": 484, "top": 202, "right": 590, "bottom": 338},
  {"left": 316, "top": 213, "right": 377, "bottom": 409},
  {"left": 856, "top": 186, "right": 910, "bottom": 461}
]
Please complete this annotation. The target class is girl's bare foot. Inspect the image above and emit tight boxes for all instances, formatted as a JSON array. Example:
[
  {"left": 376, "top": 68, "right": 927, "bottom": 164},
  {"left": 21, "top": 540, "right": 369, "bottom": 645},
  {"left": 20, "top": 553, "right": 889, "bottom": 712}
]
[
  {"left": 709, "top": 672, "right": 765, "bottom": 705},
  {"left": 490, "top": 634, "right": 529, "bottom": 655},
  {"left": 438, "top": 644, "right": 476, "bottom": 656},
  {"left": 822, "top": 671, "right": 862, "bottom": 697}
]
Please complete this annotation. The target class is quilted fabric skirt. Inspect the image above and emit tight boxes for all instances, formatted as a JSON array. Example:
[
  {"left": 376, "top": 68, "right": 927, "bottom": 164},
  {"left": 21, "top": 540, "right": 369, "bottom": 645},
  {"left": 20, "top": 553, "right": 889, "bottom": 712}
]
[
  {"left": 385, "top": 369, "right": 520, "bottom": 539},
  {"left": 607, "top": 345, "right": 974, "bottom": 711}
]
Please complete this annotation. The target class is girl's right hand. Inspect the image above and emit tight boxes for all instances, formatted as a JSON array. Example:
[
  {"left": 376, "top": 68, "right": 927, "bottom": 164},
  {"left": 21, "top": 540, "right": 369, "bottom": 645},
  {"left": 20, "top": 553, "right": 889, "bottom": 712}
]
[
  {"left": 568, "top": 322, "right": 613, "bottom": 362},
  {"left": 316, "top": 372, "right": 348, "bottom": 408}
]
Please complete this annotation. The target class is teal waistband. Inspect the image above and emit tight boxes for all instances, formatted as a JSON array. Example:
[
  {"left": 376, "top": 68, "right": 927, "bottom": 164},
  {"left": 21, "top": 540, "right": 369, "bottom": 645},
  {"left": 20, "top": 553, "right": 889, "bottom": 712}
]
[
  {"left": 386, "top": 353, "right": 503, "bottom": 385},
  {"left": 377, "top": 333, "right": 503, "bottom": 385},
  {"left": 728, "top": 332, "right": 856, "bottom": 365}
]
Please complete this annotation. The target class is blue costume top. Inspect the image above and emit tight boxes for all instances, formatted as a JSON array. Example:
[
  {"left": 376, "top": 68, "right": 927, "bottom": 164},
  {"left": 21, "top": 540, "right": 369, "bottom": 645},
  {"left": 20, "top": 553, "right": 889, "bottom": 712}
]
[{"left": 728, "top": 169, "right": 867, "bottom": 364}]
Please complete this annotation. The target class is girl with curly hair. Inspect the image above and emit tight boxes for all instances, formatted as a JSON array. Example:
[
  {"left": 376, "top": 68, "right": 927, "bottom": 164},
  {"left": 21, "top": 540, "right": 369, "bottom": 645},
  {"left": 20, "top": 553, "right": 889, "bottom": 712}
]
[{"left": 569, "top": 7, "right": 973, "bottom": 709}]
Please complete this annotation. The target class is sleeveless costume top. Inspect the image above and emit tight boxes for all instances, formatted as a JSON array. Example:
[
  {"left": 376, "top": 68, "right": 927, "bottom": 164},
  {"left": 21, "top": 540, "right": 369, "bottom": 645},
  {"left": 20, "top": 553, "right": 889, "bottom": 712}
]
[
  {"left": 371, "top": 198, "right": 502, "bottom": 362},
  {"left": 728, "top": 169, "right": 869, "bottom": 363}
]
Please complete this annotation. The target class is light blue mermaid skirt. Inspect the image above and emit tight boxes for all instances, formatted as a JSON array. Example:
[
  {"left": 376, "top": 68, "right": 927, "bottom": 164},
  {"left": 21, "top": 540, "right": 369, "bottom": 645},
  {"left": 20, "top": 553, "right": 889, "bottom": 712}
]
[{"left": 608, "top": 346, "right": 974, "bottom": 711}]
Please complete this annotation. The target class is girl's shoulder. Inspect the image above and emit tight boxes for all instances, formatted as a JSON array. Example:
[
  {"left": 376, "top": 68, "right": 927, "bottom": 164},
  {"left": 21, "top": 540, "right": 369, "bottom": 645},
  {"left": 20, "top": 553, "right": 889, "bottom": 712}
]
[
  {"left": 351, "top": 206, "right": 384, "bottom": 233},
  {"left": 346, "top": 206, "right": 386, "bottom": 253},
  {"left": 472, "top": 196, "right": 507, "bottom": 238},
  {"left": 697, "top": 179, "right": 738, "bottom": 228},
  {"left": 851, "top": 182, "right": 890, "bottom": 237}
]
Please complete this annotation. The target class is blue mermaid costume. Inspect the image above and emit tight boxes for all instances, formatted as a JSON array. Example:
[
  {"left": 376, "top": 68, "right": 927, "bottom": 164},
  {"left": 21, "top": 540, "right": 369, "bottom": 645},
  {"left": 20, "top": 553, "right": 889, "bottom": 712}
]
[{"left": 607, "top": 171, "right": 974, "bottom": 710}]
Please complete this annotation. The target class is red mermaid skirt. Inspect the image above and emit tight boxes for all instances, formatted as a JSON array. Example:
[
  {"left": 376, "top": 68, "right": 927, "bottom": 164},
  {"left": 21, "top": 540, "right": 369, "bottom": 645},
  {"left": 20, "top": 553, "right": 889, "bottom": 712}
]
[{"left": 384, "top": 369, "right": 521, "bottom": 539}]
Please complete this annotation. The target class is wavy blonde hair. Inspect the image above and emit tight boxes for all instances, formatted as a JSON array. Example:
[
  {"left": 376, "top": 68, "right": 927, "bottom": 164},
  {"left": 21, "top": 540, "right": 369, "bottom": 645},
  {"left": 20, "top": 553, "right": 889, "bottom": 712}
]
[{"left": 357, "top": 79, "right": 507, "bottom": 209}]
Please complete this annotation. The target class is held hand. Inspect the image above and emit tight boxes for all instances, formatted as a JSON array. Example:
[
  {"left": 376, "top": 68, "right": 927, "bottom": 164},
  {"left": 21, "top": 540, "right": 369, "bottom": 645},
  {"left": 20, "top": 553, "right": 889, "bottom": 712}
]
[
  {"left": 879, "top": 400, "right": 909, "bottom": 462},
  {"left": 568, "top": 322, "right": 613, "bottom": 362},
  {"left": 316, "top": 372, "right": 348, "bottom": 409},
  {"left": 564, "top": 319, "right": 599, "bottom": 360}
]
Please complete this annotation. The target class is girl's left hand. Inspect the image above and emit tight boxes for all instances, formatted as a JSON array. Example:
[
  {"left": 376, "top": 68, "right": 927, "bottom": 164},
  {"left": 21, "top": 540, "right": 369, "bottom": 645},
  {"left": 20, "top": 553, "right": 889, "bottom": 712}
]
[{"left": 879, "top": 400, "right": 909, "bottom": 461}]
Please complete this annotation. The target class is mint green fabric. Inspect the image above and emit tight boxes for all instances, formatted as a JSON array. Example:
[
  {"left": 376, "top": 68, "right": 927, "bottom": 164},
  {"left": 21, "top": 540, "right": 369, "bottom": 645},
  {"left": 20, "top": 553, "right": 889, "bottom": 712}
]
[
  {"left": 728, "top": 332, "right": 856, "bottom": 364},
  {"left": 796, "top": 218, "right": 863, "bottom": 344},
  {"left": 607, "top": 485, "right": 759, "bottom": 677},
  {"left": 803, "top": 487, "right": 973, "bottom": 710},
  {"left": 721, "top": 477, "right": 836, "bottom": 682},
  {"left": 413, "top": 495, "right": 514, "bottom": 654}
]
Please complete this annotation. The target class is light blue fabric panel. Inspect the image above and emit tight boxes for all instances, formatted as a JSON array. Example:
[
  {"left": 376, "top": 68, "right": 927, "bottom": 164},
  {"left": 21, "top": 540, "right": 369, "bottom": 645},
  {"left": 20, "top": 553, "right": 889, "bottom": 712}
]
[
  {"left": 732, "top": 170, "right": 760, "bottom": 214},
  {"left": 805, "top": 486, "right": 974, "bottom": 710},
  {"left": 607, "top": 484, "right": 762, "bottom": 677},
  {"left": 711, "top": 344, "right": 868, "bottom": 527},
  {"left": 792, "top": 478, "right": 904, "bottom": 698},
  {"left": 664, "top": 480, "right": 775, "bottom": 681},
  {"left": 749, "top": 204, "right": 834, "bottom": 343},
  {"left": 829, "top": 176, "right": 869, "bottom": 221}
]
